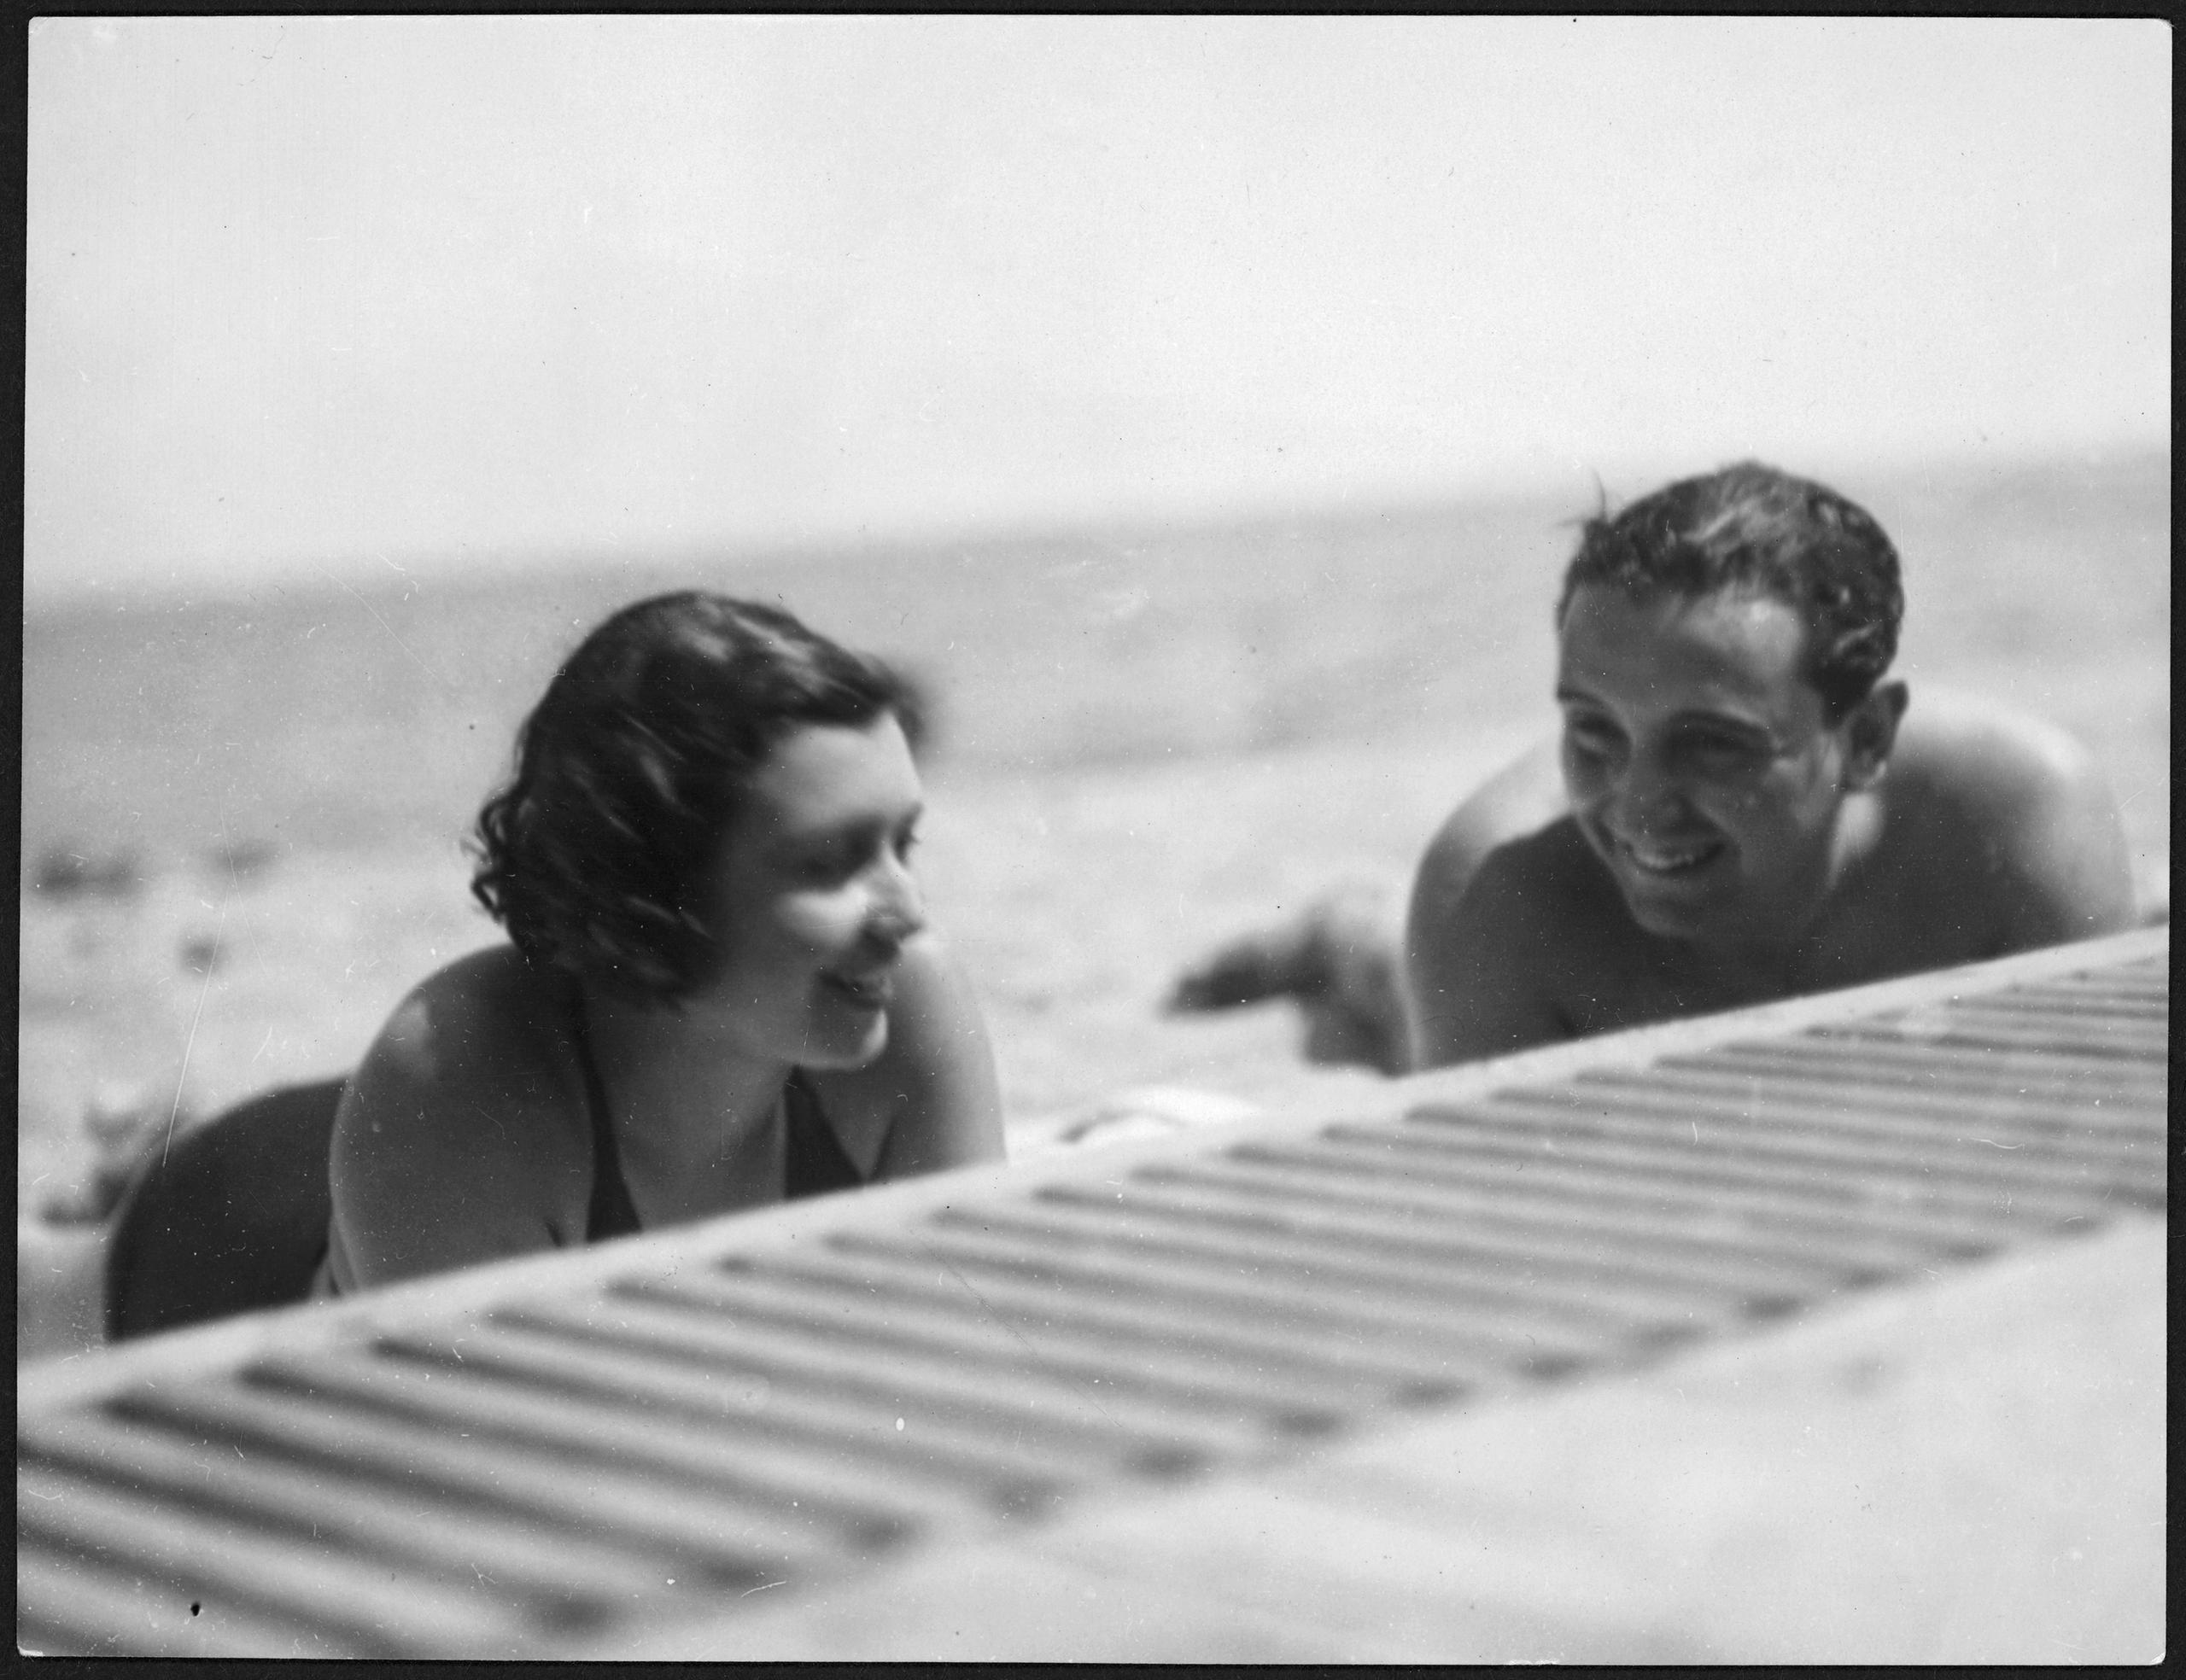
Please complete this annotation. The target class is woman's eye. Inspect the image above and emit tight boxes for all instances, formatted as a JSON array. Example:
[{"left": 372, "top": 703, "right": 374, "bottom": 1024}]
[
  {"left": 1564, "top": 716, "right": 1621, "bottom": 755},
  {"left": 795, "top": 844, "right": 860, "bottom": 884}
]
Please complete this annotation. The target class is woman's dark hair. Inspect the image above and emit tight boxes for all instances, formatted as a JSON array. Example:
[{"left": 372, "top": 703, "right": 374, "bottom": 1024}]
[
  {"left": 1555, "top": 462, "right": 1905, "bottom": 722},
  {"left": 471, "top": 592, "right": 920, "bottom": 1002}
]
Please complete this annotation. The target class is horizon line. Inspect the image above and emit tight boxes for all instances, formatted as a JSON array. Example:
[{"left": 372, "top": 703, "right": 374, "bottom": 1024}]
[{"left": 24, "top": 437, "right": 2170, "bottom": 615}]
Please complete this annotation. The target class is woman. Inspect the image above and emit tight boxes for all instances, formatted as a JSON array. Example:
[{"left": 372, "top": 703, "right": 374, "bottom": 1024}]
[{"left": 313, "top": 591, "right": 1003, "bottom": 1295}]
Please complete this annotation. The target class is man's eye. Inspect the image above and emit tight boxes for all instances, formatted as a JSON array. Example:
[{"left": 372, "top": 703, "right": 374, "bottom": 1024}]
[
  {"left": 1678, "top": 732, "right": 1764, "bottom": 774},
  {"left": 1564, "top": 717, "right": 1620, "bottom": 754}
]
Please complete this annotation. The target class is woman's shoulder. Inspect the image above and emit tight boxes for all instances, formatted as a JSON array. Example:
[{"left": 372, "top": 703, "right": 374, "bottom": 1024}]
[
  {"left": 367, "top": 943, "right": 570, "bottom": 1070},
  {"left": 345, "top": 944, "right": 592, "bottom": 1168},
  {"left": 331, "top": 944, "right": 596, "bottom": 1284}
]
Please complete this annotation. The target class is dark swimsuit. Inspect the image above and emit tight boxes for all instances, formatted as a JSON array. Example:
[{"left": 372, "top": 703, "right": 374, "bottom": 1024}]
[
  {"left": 569, "top": 1010, "right": 864, "bottom": 1240},
  {"left": 317, "top": 995, "right": 864, "bottom": 1297}
]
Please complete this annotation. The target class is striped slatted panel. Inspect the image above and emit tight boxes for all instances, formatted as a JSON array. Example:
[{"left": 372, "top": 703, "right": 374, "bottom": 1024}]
[{"left": 17, "top": 928, "right": 2168, "bottom": 1659}]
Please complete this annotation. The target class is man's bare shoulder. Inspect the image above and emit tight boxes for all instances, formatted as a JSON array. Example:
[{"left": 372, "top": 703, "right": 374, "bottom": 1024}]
[
  {"left": 1891, "top": 689, "right": 2110, "bottom": 815},
  {"left": 1882, "top": 688, "right": 2136, "bottom": 947},
  {"left": 1411, "top": 739, "right": 1572, "bottom": 925},
  {"left": 1405, "top": 744, "right": 1622, "bottom": 1065}
]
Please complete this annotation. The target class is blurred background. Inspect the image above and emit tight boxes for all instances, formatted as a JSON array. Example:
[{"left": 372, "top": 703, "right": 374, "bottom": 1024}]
[
  {"left": 25, "top": 17, "right": 2167, "bottom": 603},
  {"left": 19, "top": 20, "right": 2170, "bottom": 1351}
]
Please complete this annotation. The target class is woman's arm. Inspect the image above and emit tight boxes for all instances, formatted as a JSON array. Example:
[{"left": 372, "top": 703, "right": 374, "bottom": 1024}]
[{"left": 809, "top": 933, "right": 1007, "bottom": 1181}]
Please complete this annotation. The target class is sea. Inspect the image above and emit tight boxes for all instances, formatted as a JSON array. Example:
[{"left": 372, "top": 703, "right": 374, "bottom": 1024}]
[{"left": 21, "top": 448, "right": 2171, "bottom": 878}]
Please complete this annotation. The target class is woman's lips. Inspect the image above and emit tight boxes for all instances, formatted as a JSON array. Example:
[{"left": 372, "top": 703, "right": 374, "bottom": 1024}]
[{"left": 820, "top": 968, "right": 894, "bottom": 1009}]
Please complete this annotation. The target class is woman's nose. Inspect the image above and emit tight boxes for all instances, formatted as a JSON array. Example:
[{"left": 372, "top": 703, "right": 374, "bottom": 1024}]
[{"left": 867, "top": 855, "right": 926, "bottom": 946}]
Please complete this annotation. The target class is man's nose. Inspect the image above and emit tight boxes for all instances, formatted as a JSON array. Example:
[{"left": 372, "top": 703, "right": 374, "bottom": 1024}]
[{"left": 1609, "top": 750, "right": 1691, "bottom": 833}]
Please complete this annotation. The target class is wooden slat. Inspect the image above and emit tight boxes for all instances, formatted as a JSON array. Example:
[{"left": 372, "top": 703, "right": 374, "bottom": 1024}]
[
  {"left": 473, "top": 1292, "right": 1268, "bottom": 1464},
  {"left": 20, "top": 1405, "right": 689, "bottom": 1611},
  {"left": 1038, "top": 1176, "right": 1879, "bottom": 1295},
  {"left": 18, "top": 1462, "right": 529, "bottom": 1657},
  {"left": 105, "top": 1379, "right": 842, "bottom": 1581},
  {"left": 17, "top": 1541, "right": 355, "bottom": 1660},
  {"left": 1453, "top": 1088, "right": 2164, "bottom": 1198},
  {"left": 1575, "top": 1062, "right": 2165, "bottom": 1143}
]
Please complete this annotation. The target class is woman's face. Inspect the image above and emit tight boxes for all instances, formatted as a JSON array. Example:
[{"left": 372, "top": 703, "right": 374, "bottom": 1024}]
[{"left": 689, "top": 712, "right": 926, "bottom": 1069}]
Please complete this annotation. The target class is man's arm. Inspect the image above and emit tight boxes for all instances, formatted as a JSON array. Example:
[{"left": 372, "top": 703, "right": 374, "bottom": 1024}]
[
  {"left": 1405, "top": 840, "right": 1572, "bottom": 1069},
  {"left": 1401, "top": 740, "right": 1575, "bottom": 1070}
]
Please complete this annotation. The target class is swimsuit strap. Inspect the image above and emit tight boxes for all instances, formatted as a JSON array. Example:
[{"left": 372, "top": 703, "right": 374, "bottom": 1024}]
[
  {"left": 782, "top": 1069, "right": 864, "bottom": 1200},
  {"left": 573, "top": 989, "right": 862, "bottom": 1233},
  {"left": 570, "top": 992, "right": 644, "bottom": 1243}
]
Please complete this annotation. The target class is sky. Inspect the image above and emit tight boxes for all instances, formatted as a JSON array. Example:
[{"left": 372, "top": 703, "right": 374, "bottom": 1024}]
[{"left": 23, "top": 16, "right": 2171, "bottom": 603}]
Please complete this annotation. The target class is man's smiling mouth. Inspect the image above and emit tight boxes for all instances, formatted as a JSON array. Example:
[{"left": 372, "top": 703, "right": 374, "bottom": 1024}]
[{"left": 1611, "top": 833, "right": 1726, "bottom": 877}]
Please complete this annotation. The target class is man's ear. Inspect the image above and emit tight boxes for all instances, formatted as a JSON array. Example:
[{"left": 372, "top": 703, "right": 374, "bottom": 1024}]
[{"left": 1839, "top": 680, "right": 1908, "bottom": 790}]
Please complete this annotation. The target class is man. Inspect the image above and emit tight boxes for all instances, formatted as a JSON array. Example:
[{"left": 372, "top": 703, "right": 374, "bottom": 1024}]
[{"left": 1404, "top": 461, "right": 2136, "bottom": 1068}]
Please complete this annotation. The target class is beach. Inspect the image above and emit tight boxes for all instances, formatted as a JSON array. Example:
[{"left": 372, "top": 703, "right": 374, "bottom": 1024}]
[{"left": 18, "top": 451, "right": 2170, "bottom": 1359}]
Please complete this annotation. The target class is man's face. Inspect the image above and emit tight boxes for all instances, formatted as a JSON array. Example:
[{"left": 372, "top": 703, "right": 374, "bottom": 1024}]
[{"left": 1554, "top": 583, "right": 1857, "bottom": 953}]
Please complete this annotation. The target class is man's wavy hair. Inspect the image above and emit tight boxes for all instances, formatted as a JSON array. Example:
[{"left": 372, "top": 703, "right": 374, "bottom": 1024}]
[
  {"left": 471, "top": 592, "right": 921, "bottom": 1004},
  {"left": 1555, "top": 462, "right": 1905, "bottom": 723}
]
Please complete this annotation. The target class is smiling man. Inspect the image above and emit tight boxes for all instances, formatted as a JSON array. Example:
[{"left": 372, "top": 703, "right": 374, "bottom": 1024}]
[{"left": 1403, "top": 462, "right": 2136, "bottom": 1068}]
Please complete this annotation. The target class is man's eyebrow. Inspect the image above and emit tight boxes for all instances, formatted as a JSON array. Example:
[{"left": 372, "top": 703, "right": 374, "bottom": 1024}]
[{"left": 1667, "top": 709, "right": 1775, "bottom": 739}]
